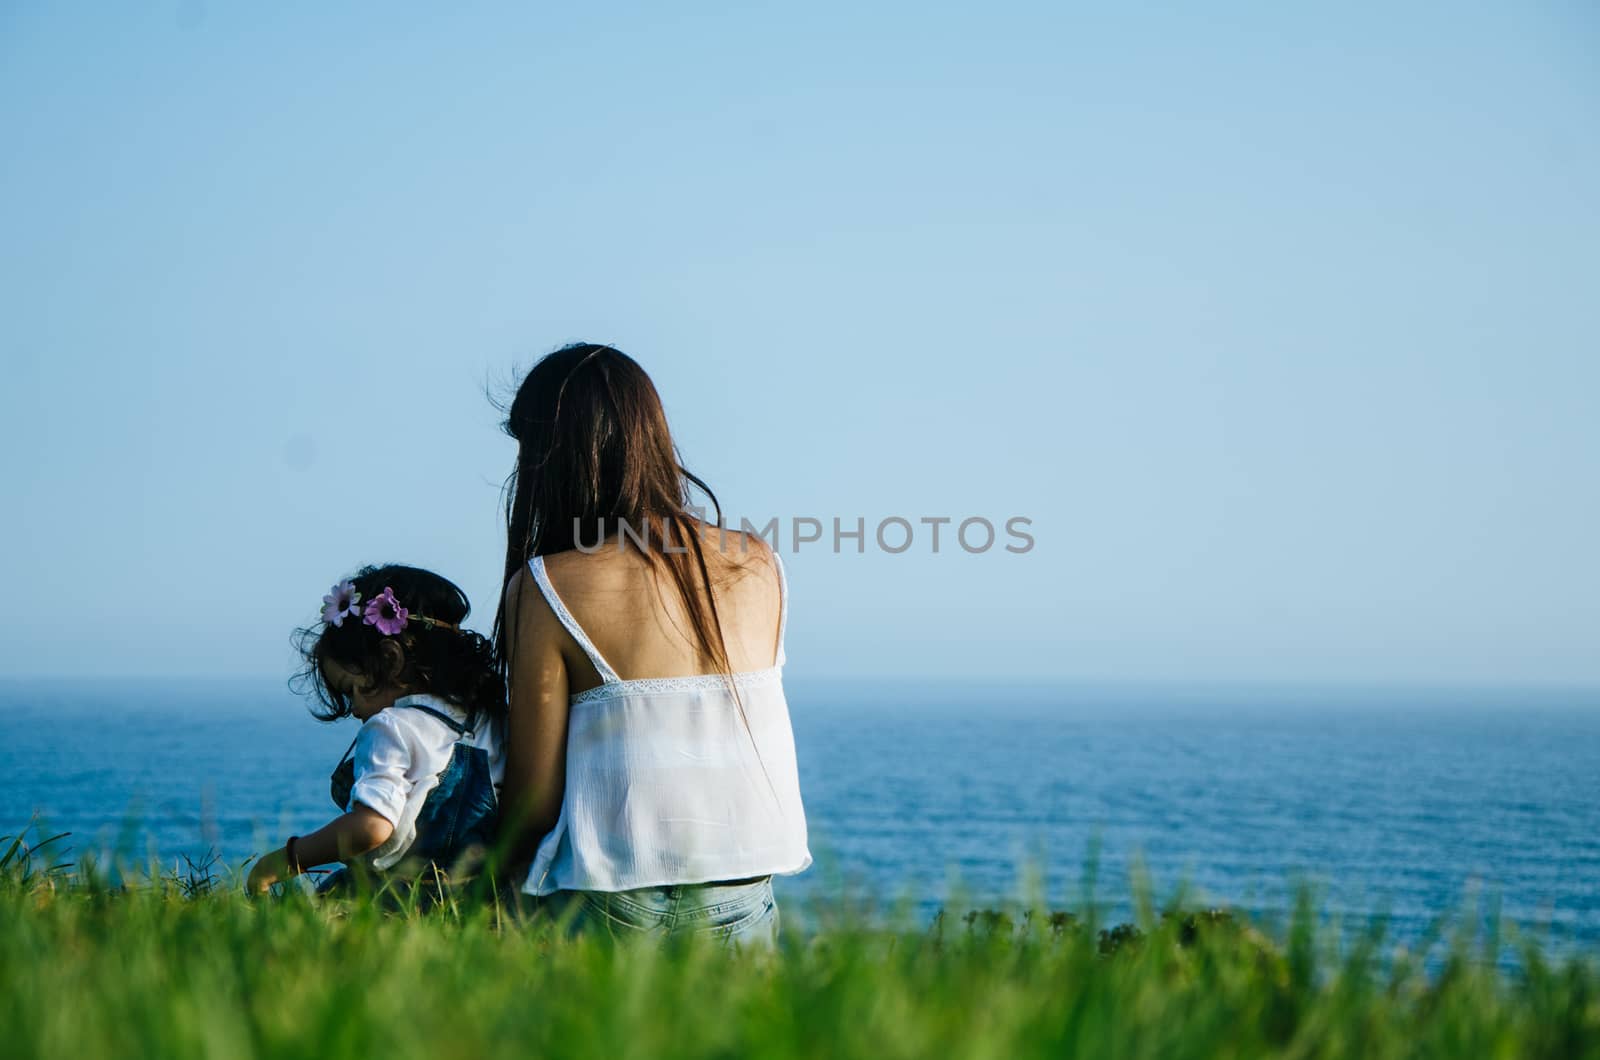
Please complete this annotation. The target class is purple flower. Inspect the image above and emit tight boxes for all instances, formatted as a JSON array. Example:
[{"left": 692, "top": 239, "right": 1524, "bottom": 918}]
[
  {"left": 321, "top": 580, "right": 362, "bottom": 627},
  {"left": 363, "top": 586, "right": 409, "bottom": 635}
]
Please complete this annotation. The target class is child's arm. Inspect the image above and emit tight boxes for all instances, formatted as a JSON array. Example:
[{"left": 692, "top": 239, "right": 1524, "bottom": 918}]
[{"left": 246, "top": 806, "right": 394, "bottom": 893}]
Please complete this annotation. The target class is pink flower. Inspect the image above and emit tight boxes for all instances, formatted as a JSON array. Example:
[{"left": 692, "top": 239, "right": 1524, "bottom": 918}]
[
  {"left": 363, "top": 586, "right": 409, "bottom": 635},
  {"left": 321, "top": 580, "right": 362, "bottom": 627}
]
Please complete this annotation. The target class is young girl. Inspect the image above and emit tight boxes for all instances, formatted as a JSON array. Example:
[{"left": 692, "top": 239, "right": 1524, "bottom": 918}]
[{"left": 246, "top": 564, "right": 506, "bottom": 895}]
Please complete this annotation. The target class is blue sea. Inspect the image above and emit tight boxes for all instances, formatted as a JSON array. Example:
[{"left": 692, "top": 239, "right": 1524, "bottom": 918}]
[{"left": 4, "top": 678, "right": 1598, "bottom": 949}]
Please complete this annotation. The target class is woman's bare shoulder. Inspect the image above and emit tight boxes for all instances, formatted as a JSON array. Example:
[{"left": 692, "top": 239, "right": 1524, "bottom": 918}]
[
  {"left": 697, "top": 524, "right": 782, "bottom": 585},
  {"left": 540, "top": 540, "right": 641, "bottom": 588},
  {"left": 539, "top": 522, "right": 778, "bottom": 575}
]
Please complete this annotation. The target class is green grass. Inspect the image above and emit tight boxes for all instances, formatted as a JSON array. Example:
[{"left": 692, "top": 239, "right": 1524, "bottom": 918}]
[{"left": 2, "top": 825, "right": 1597, "bottom": 1060}]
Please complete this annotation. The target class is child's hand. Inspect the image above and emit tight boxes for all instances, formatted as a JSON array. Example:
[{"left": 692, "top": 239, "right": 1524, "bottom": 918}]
[
  {"left": 246, "top": 850, "right": 290, "bottom": 895},
  {"left": 244, "top": 811, "right": 390, "bottom": 895}
]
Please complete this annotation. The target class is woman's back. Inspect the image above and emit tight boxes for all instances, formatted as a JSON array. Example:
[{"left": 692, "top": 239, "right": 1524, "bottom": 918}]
[{"left": 537, "top": 523, "right": 784, "bottom": 693}]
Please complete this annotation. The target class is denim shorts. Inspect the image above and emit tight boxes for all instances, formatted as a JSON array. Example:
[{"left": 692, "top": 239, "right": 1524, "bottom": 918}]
[{"left": 539, "top": 876, "right": 779, "bottom": 947}]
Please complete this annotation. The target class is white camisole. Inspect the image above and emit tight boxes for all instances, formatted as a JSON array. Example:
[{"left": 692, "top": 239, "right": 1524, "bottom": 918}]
[{"left": 520, "top": 551, "right": 812, "bottom": 896}]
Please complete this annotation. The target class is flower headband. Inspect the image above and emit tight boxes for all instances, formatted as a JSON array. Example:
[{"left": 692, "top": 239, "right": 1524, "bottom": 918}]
[{"left": 321, "top": 581, "right": 459, "bottom": 636}]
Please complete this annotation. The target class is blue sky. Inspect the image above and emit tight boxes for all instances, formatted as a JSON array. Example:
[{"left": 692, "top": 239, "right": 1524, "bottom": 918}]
[{"left": 2, "top": 2, "right": 1596, "bottom": 685}]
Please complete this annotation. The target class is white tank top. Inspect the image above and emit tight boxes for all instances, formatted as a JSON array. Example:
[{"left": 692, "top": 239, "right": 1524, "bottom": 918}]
[{"left": 520, "top": 551, "right": 812, "bottom": 896}]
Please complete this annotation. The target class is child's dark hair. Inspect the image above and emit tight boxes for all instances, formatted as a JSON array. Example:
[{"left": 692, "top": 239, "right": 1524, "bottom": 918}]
[{"left": 292, "top": 564, "right": 506, "bottom": 729}]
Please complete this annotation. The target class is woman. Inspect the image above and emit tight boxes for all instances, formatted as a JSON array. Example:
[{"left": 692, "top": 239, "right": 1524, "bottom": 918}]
[{"left": 495, "top": 342, "right": 811, "bottom": 944}]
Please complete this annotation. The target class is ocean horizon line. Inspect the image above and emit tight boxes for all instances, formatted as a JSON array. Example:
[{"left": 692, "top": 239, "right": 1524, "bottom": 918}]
[{"left": 3, "top": 672, "right": 1598, "bottom": 707}]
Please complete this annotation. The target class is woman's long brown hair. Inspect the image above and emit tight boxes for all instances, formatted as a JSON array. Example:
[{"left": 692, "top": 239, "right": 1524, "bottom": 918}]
[{"left": 493, "top": 342, "right": 742, "bottom": 688}]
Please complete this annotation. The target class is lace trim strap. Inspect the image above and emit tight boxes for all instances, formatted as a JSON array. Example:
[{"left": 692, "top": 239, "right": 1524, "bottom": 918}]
[{"left": 526, "top": 556, "right": 622, "bottom": 685}]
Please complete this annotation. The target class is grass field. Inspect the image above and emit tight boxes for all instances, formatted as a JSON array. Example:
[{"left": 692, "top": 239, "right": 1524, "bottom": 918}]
[{"left": 3, "top": 825, "right": 1597, "bottom": 1060}]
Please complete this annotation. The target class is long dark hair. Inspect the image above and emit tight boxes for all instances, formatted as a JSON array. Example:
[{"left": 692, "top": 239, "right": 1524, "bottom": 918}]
[
  {"left": 294, "top": 564, "right": 506, "bottom": 730},
  {"left": 493, "top": 343, "right": 736, "bottom": 683}
]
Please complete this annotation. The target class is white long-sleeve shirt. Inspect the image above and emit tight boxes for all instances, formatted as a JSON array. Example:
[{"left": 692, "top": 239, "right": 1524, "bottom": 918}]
[{"left": 347, "top": 693, "right": 504, "bottom": 871}]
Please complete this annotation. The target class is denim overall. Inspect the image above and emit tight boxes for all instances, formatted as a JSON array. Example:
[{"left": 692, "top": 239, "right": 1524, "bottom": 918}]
[{"left": 323, "top": 703, "right": 498, "bottom": 893}]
